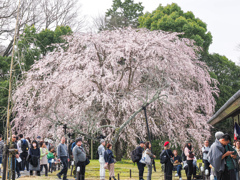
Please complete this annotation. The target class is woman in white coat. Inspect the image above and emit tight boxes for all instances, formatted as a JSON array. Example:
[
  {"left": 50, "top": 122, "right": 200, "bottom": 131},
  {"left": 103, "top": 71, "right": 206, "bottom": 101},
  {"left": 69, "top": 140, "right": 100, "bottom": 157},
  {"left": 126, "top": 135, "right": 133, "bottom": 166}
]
[{"left": 98, "top": 139, "right": 106, "bottom": 180}]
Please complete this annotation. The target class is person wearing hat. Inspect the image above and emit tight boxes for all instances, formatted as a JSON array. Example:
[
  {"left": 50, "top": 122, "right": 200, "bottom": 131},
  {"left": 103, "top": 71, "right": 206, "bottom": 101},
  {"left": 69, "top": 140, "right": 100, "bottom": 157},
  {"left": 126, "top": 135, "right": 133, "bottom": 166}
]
[
  {"left": 208, "top": 133, "right": 234, "bottom": 180},
  {"left": 136, "top": 141, "right": 145, "bottom": 180},
  {"left": 184, "top": 140, "right": 194, "bottom": 180},
  {"left": 73, "top": 138, "right": 86, "bottom": 180},
  {"left": 98, "top": 139, "right": 106, "bottom": 180},
  {"left": 163, "top": 141, "right": 174, "bottom": 180}
]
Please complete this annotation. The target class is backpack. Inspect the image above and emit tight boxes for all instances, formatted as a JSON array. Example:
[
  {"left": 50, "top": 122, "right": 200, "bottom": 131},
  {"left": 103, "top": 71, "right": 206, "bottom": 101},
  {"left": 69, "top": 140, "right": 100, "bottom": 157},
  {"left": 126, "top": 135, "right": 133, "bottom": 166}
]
[
  {"left": 96, "top": 149, "right": 99, "bottom": 159},
  {"left": 21, "top": 139, "right": 29, "bottom": 152},
  {"left": 160, "top": 150, "right": 169, "bottom": 164},
  {"left": 131, "top": 148, "right": 141, "bottom": 163}
]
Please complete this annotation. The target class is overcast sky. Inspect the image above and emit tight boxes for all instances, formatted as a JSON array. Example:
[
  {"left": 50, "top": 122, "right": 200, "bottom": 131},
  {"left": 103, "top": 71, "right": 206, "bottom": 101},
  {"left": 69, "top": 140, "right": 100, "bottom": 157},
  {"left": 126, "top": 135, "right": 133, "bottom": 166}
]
[{"left": 80, "top": 0, "right": 240, "bottom": 63}]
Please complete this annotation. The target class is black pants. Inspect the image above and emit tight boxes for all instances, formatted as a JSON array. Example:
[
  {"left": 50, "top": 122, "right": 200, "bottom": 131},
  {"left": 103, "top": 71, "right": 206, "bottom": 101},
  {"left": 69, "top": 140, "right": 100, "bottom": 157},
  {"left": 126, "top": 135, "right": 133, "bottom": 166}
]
[
  {"left": 203, "top": 160, "right": 211, "bottom": 175},
  {"left": 40, "top": 164, "right": 48, "bottom": 176},
  {"left": 164, "top": 161, "right": 173, "bottom": 180},
  {"left": 187, "top": 160, "right": 193, "bottom": 180},
  {"left": 20, "top": 152, "right": 29, "bottom": 171},
  {"left": 30, "top": 170, "right": 40, "bottom": 176},
  {"left": 76, "top": 161, "right": 86, "bottom": 180},
  {"left": 59, "top": 156, "right": 68, "bottom": 179},
  {"left": 16, "top": 161, "right": 20, "bottom": 176},
  {"left": 228, "top": 169, "right": 236, "bottom": 180},
  {"left": 137, "top": 162, "right": 145, "bottom": 180},
  {"left": 216, "top": 169, "right": 229, "bottom": 180}
]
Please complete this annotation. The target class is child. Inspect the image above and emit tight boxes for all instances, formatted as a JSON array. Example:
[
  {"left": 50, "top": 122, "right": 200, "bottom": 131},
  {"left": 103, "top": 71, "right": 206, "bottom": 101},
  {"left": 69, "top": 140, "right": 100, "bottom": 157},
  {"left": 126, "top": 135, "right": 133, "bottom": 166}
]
[{"left": 47, "top": 146, "right": 56, "bottom": 171}]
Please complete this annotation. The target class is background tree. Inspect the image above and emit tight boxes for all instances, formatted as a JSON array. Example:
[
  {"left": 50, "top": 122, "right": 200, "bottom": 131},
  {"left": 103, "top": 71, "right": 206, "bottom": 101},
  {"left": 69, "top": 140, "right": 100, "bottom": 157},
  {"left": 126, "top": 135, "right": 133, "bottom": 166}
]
[
  {"left": 138, "top": 3, "right": 240, "bottom": 138},
  {"left": 138, "top": 3, "right": 212, "bottom": 53},
  {"left": 12, "top": 28, "right": 218, "bottom": 159},
  {"left": 0, "top": 25, "right": 72, "bottom": 134},
  {"left": 103, "top": 0, "right": 144, "bottom": 30},
  {"left": 0, "top": 0, "right": 83, "bottom": 57}
]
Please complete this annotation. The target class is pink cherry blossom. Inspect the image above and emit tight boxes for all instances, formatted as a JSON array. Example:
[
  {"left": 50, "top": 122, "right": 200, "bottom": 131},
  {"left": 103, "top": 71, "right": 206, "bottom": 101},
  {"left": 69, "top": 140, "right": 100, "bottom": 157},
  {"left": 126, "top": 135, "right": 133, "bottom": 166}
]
[{"left": 12, "top": 28, "right": 218, "bottom": 149}]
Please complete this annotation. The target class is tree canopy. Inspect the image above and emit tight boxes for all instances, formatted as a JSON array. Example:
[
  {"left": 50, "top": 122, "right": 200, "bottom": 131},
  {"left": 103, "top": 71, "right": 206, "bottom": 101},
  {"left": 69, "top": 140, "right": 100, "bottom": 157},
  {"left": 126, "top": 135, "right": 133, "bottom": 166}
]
[
  {"left": 138, "top": 3, "right": 212, "bottom": 52},
  {"left": 12, "top": 29, "right": 218, "bottom": 155},
  {"left": 0, "top": 25, "right": 72, "bottom": 134},
  {"left": 104, "top": 0, "right": 144, "bottom": 30}
]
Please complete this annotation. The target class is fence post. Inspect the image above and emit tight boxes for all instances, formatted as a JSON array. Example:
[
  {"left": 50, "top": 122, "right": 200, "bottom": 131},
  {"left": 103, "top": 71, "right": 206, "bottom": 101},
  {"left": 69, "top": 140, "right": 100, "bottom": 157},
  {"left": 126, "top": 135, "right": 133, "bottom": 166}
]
[
  {"left": 76, "top": 166, "right": 80, "bottom": 180},
  {"left": 130, "top": 169, "right": 131, "bottom": 178},
  {"left": 118, "top": 173, "right": 120, "bottom": 180}
]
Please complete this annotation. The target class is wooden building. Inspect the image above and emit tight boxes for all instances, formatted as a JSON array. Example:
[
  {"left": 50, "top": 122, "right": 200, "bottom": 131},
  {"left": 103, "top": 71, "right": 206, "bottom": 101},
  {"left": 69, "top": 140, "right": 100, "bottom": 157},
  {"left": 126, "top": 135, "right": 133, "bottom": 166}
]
[{"left": 208, "top": 90, "right": 240, "bottom": 125}]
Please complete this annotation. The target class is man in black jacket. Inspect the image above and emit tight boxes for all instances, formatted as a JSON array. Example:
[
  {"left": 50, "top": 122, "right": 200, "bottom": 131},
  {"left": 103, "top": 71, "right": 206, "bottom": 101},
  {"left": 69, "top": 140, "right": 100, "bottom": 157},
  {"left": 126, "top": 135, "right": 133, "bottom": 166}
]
[{"left": 136, "top": 141, "right": 145, "bottom": 180}]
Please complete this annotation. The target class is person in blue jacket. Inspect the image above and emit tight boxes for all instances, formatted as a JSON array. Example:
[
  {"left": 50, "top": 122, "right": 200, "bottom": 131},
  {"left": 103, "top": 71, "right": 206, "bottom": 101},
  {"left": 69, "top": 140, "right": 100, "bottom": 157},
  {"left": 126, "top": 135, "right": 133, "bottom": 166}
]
[{"left": 104, "top": 143, "right": 116, "bottom": 180}]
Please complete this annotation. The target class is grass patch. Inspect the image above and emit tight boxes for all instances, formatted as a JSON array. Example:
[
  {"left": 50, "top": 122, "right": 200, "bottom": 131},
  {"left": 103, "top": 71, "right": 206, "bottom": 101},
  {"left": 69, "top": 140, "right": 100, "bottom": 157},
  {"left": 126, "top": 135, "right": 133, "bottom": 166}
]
[{"left": 19, "top": 159, "right": 203, "bottom": 180}]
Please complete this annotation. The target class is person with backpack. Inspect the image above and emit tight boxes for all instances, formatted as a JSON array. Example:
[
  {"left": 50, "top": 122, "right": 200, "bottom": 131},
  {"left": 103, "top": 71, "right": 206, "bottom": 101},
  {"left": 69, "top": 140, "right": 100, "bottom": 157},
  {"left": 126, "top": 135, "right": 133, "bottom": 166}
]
[
  {"left": 160, "top": 141, "right": 173, "bottom": 180},
  {"left": 202, "top": 140, "right": 211, "bottom": 176},
  {"left": 98, "top": 139, "right": 106, "bottom": 180},
  {"left": 134, "top": 141, "right": 145, "bottom": 180},
  {"left": 104, "top": 143, "right": 117, "bottom": 180},
  {"left": 17, "top": 134, "right": 30, "bottom": 171},
  {"left": 73, "top": 138, "right": 86, "bottom": 180},
  {"left": 184, "top": 140, "right": 195, "bottom": 180},
  {"left": 29, "top": 140, "right": 41, "bottom": 176},
  {"left": 40, "top": 141, "right": 49, "bottom": 176}
]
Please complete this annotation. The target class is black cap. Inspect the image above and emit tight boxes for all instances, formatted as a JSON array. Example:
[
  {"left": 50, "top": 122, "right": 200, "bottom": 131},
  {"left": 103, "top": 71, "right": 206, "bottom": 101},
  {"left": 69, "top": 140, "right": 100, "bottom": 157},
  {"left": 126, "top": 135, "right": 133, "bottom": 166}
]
[
  {"left": 140, "top": 141, "right": 145, "bottom": 144},
  {"left": 76, "top": 138, "right": 82, "bottom": 143}
]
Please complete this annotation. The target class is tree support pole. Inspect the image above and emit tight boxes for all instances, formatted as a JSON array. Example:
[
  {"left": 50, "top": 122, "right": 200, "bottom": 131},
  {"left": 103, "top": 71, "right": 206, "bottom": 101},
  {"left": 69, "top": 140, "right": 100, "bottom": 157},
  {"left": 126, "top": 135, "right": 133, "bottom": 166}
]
[{"left": 3, "top": 0, "right": 21, "bottom": 179}]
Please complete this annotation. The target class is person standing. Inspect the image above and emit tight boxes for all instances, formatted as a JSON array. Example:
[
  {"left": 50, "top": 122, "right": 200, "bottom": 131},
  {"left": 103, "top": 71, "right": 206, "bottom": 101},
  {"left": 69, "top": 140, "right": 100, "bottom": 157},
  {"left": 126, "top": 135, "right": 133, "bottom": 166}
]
[
  {"left": 17, "top": 134, "right": 30, "bottom": 171},
  {"left": 104, "top": 143, "right": 116, "bottom": 180},
  {"left": 10, "top": 134, "right": 21, "bottom": 178},
  {"left": 235, "top": 140, "right": 240, "bottom": 180},
  {"left": 57, "top": 137, "right": 69, "bottom": 180},
  {"left": 40, "top": 141, "right": 49, "bottom": 176},
  {"left": 184, "top": 140, "right": 195, "bottom": 180},
  {"left": 202, "top": 140, "right": 211, "bottom": 176},
  {"left": 47, "top": 146, "right": 56, "bottom": 171},
  {"left": 73, "top": 138, "right": 86, "bottom": 180},
  {"left": 225, "top": 140, "right": 238, "bottom": 180},
  {"left": 68, "top": 139, "right": 74, "bottom": 168},
  {"left": 145, "top": 141, "right": 156, "bottom": 180},
  {"left": 98, "top": 139, "right": 106, "bottom": 180},
  {"left": 29, "top": 140, "right": 41, "bottom": 176},
  {"left": 208, "top": 133, "right": 234, "bottom": 180},
  {"left": 163, "top": 141, "right": 173, "bottom": 180},
  {"left": 136, "top": 141, "right": 145, "bottom": 180},
  {"left": 0, "top": 134, "right": 4, "bottom": 164},
  {"left": 173, "top": 150, "right": 182, "bottom": 180}
]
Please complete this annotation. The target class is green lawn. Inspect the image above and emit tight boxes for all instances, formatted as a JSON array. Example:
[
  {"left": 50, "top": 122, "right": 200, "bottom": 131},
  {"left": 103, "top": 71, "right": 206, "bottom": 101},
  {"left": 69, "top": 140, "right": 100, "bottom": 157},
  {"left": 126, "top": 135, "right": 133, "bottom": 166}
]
[{"left": 19, "top": 159, "right": 204, "bottom": 180}]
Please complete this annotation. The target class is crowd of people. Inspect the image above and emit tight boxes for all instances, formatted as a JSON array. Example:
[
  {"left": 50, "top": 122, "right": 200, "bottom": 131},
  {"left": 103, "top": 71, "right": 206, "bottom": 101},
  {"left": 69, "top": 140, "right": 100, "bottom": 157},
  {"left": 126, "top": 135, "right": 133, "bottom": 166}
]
[{"left": 0, "top": 131, "right": 240, "bottom": 180}]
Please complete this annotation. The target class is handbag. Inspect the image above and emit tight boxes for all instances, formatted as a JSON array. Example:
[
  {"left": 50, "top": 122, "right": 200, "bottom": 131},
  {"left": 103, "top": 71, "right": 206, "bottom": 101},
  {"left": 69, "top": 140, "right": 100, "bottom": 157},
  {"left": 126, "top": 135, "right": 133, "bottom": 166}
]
[
  {"left": 85, "top": 157, "right": 90, "bottom": 165},
  {"left": 104, "top": 163, "right": 108, "bottom": 169},
  {"left": 139, "top": 151, "right": 151, "bottom": 165}
]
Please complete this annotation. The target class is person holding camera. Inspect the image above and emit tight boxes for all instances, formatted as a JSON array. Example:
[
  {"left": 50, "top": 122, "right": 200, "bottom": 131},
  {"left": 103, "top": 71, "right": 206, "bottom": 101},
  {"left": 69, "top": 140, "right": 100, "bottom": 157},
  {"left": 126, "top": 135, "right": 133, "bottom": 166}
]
[{"left": 184, "top": 140, "right": 194, "bottom": 180}]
